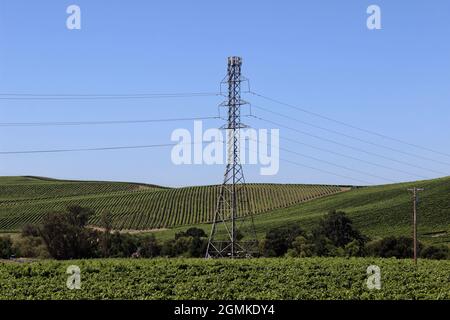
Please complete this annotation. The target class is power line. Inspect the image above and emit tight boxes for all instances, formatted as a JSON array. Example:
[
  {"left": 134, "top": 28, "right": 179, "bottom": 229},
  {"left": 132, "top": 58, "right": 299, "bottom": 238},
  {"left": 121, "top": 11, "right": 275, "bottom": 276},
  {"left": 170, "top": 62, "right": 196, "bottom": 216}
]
[
  {"left": 277, "top": 135, "right": 429, "bottom": 180},
  {"left": 0, "top": 92, "right": 220, "bottom": 100},
  {"left": 251, "top": 115, "right": 448, "bottom": 176},
  {"left": 0, "top": 116, "right": 220, "bottom": 127},
  {"left": 247, "top": 138, "right": 393, "bottom": 183},
  {"left": 0, "top": 141, "right": 223, "bottom": 155},
  {"left": 252, "top": 104, "right": 450, "bottom": 168},
  {"left": 243, "top": 143, "right": 370, "bottom": 185},
  {"left": 280, "top": 158, "right": 370, "bottom": 185},
  {"left": 248, "top": 91, "right": 450, "bottom": 160}
]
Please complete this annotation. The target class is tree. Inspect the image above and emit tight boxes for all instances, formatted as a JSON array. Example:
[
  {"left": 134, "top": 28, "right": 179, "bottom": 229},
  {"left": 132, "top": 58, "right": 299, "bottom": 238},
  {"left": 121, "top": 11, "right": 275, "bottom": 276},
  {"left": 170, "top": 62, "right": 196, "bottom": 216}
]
[
  {"left": 173, "top": 227, "right": 207, "bottom": 257},
  {"left": 420, "top": 245, "right": 449, "bottom": 260},
  {"left": 161, "top": 239, "right": 176, "bottom": 257},
  {"left": 287, "top": 236, "right": 315, "bottom": 257},
  {"left": 366, "top": 236, "right": 422, "bottom": 259},
  {"left": 0, "top": 236, "right": 14, "bottom": 259},
  {"left": 12, "top": 235, "right": 49, "bottom": 259},
  {"left": 262, "top": 224, "right": 304, "bottom": 257},
  {"left": 108, "top": 232, "right": 139, "bottom": 258},
  {"left": 310, "top": 234, "right": 341, "bottom": 257},
  {"left": 21, "top": 224, "right": 40, "bottom": 237},
  {"left": 175, "top": 227, "right": 207, "bottom": 239},
  {"left": 344, "top": 239, "right": 366, "bottom": 257},
  {"left": 188, "top": 236, "right": 207, "bottom": 257},
  {"left": 40, "top": 206, "right": 97, "bottom": 259},
  {"left": 98, "top": 210, "right": 113, "bottom": 257},
  {"left": 138, "top": 235, "right": 161, "bottom": 258},
  {"left": 316, "top": 210, "right": 367, "bottom": 248}
]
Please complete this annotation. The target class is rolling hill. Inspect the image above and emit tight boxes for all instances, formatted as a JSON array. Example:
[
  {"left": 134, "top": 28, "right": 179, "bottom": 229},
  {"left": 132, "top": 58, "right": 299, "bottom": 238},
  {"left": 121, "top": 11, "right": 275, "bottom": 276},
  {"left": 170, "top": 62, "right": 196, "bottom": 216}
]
[
  {"left": 155, "top": 176, "right": 450, "bottom": 244},
  {"left": 1, "top": 176, "right": 449, "bottom": 245},
  {"left": 0, "top": 176, "right": 347, "bottom": 231}
]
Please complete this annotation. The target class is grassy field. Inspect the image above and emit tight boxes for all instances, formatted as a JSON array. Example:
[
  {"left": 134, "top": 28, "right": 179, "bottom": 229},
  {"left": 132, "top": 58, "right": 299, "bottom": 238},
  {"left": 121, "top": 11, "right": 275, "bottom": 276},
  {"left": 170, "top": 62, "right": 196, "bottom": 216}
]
[
  {"left": 152, "top": 176, "right": 450, "bottom": 244},
  {"left": 0, "top": 257, "right": 448, "bottom": 299},
  {"left": 0, "top": 176, "right": 347, "bottom": 232}
]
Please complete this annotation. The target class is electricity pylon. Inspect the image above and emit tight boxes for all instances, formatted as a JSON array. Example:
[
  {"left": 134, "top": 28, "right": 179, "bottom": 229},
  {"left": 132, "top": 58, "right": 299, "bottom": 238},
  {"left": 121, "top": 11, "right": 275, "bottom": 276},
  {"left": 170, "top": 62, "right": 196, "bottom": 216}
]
[{"left": 205, "top": 56, "right": 258, "bottom": 258}]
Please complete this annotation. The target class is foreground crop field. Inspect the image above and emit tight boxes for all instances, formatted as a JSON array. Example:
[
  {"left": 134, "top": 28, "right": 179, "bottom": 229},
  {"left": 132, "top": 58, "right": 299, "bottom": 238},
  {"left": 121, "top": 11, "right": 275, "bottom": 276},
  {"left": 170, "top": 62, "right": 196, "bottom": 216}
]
[
  {"left": 0, "top": 176, "right": 347, "bottom": 231},
  {"left": 0, "top": 258, "right": 449, "bottom": 300}
]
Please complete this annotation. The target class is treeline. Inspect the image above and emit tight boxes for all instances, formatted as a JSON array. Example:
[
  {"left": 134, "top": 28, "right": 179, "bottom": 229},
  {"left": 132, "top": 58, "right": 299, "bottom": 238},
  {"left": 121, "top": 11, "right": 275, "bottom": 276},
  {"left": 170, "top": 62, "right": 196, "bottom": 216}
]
[
  {"left": 0, "top": 206, "right": 208, "bottom": 260},
  {"left": 0, "top": 206, "right": 448, "bottom": 260},
  {"left": 259, "top": 210, "right": 449, "bottom": 260}
]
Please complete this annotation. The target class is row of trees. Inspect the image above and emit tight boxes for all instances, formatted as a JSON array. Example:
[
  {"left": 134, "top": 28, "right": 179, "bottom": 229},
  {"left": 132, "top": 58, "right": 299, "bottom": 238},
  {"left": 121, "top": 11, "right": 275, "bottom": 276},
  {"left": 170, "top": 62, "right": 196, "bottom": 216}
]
[
  {"left": 260, "top": 210, "right": 449, "bottom": 260},
  {"left": 1, "top": 207, "right": 448, "bottom": 260},
  {"left": 1, "top": 206, "right": 208, "bottom": 260}
]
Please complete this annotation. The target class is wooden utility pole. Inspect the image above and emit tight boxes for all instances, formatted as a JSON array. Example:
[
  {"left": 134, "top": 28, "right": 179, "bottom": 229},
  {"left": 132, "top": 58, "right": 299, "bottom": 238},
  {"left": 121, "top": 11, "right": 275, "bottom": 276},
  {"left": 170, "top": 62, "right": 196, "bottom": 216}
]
[{"left": 407, "top": 187, "right": 424, "bottom": 265}]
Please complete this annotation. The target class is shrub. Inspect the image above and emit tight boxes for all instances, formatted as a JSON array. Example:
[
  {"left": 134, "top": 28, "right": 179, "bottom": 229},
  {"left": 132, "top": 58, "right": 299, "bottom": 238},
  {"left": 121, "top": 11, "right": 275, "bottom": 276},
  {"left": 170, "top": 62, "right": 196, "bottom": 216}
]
[
  {"left": 108, "top": 232, "right": 139, "bottom": 258},
  {"left": 316, "top": 210, "right": 367, "bottom": 248},
  {"left": 138, "top": 235, "right": 161, "bottom": 258},
  {"left": 40, "top": 206, "right": 98, "bottom": 259},
  {"left": 287, "top": 236, "right": 315, "bottom": 257},
  {"left": 366, "top": 236, "right": 422, "bottom": 259},
  {"left": 175, "top": 227, "right": 207, "bottom": 239},
  {"left": 344, "top": 239, "right": 366, "bottom": 257},
  {"left": 12, "top": 235, "right": 49, "bottom": 259},
  {"left": 262, "top": 224, "right": 304, "bottom": 257},
  {"left": 310, "top": 234, "right": 342, "bottom": 257},
  {"left": 420, "top": 245, "right": 449, "bottom": 260},
  {"left": 0, "top": 236, "right": 15, "bottom": 258},
  {"left": 187, "top": 236, "right": 207, "bottom": 257},
  {"left": 21, "top": 224, "right": 40, "bottom": 237}
]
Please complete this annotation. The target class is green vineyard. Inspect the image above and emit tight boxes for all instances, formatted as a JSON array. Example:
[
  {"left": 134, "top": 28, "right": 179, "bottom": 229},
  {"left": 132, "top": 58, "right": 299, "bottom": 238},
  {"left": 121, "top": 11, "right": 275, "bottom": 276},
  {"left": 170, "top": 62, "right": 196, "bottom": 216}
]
[
  {"left": 1, "top": 257, "right": 448, "bottom": 299},
  {"left": 0, "top": 176, "right": 349, "bottom": 231}
]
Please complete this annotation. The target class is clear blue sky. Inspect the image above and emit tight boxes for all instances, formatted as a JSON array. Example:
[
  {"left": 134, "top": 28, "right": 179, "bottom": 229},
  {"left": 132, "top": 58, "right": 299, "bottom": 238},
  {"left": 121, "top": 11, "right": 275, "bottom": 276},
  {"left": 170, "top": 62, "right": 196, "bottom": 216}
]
[{"left": 0, "top": 0, "right": 449, "bottom": 187}]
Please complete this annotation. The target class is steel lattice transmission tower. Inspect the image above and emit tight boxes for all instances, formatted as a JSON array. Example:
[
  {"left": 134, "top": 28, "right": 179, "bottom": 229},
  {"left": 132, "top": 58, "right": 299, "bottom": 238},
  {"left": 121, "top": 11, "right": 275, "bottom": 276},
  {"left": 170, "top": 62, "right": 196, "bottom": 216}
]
[{"left": 205, "top": 56, "right": 258, "bottom": 258}]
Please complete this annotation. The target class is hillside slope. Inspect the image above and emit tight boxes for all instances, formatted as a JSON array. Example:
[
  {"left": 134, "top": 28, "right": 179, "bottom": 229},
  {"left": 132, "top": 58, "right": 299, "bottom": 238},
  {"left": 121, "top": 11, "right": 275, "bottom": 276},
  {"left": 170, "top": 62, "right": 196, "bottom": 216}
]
[
  {"left": 0, "top": 176, "right": 348, "bottom": 231},
  {"left": 154, "top": 177, "right": 450, "bottom": 244}
]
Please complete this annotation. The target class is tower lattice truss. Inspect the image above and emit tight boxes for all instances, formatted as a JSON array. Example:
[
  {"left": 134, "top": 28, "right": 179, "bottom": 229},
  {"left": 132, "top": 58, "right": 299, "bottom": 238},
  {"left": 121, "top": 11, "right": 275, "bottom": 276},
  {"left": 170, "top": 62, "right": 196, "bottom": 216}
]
[{"left": 205, "top": 56, "right": 258, "bottom": 258}]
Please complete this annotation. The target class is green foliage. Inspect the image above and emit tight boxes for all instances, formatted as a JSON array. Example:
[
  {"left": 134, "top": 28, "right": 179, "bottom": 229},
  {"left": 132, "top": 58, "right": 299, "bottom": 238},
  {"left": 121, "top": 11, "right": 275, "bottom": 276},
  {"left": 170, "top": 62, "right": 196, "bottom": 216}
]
[
  {"left": 160, "top": 237, "right": 203, "bottom": 258},
  {"left": 0, "top": 258, "right": 449, "bottom": 299},
  {"left": 0, "top": 236, "right": 15, "bottom": 258},
  {"left": 310, "top": 234, "right": 344, "bottom": 257},
  {"left": 137, "top": 235, "right": 161, "bottom": 258},
  {"left": 344, "top": 239, "right": 366, "bottom": 257},
  {"left": 12, "top": 235, "right": 49, "bottom": 259},
  {"left": 316, "top": 210, "right": 367, "bottom": 248},
  {"left": 287, "top": 236, "right": 315, "bottom": 257},
  {"left": 175, "top": 227, "right": 207, "bottom": 239},
  {"left": 21, "top": 224, "right": 40, "bottom": 237},
  {"left": 266, "top": 212, "right": 368, "bottom": 258},
  {"left": 108, "top": 232, "right": 139, "bottom": 258},
  {"left": 366, "top": 236, "right": 421, "bottom": 259},
  {"left": 262, "top": 224, "right": 304, "bottom": 257},
  {"left": 420, "top": 245, "right": 449, "bottom": 260},
  {"left": 98, "top": 211, "right": 113, "bottom": 257},
  {"left": 40, "top": 206, "right": 98, "bottom": 260}
]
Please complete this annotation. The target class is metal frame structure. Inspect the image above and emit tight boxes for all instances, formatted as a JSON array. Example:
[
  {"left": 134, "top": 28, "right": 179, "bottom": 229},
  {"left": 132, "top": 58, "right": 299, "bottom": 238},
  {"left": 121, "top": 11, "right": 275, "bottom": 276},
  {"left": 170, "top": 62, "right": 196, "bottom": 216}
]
[{"left": 205, "top": 57, "right": 258, "bottom": 258}]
